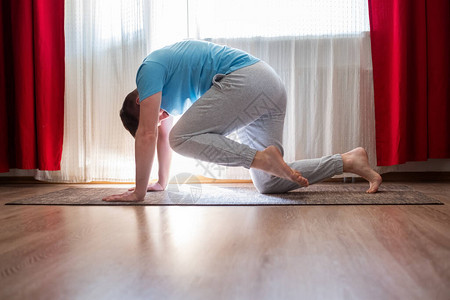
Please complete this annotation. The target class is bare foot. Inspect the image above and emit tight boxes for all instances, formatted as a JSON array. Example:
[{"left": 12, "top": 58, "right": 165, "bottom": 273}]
[
  {"left": 251, "top": 145, "right": 309, "bottom": 187},
  {"left": 341, "top": 147, "right": 382, "bottom": 193}
]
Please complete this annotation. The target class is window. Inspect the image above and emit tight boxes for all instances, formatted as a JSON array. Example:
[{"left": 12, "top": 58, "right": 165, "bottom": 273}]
[{"left": 188, "top": 0, "right": 370, "bottom": 39}]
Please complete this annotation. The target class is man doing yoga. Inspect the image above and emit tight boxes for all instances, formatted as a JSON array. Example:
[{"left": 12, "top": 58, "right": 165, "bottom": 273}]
[{"left": 103, "top": 40, "right": 382, "bottom": 202}]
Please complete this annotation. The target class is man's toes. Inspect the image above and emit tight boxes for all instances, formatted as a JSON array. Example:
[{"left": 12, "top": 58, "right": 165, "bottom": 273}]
[
  {"left": 291, "top": 174, "right": 300, "bottom": 183},
  {"left": 296, "top": 175, "right": 309, "bottom": 187},
  {"left": 292, "top": 171, "right": 309, "bottom": 186},
  {"left": 366, "top": 185, "right": 378, "bottom": 193}
]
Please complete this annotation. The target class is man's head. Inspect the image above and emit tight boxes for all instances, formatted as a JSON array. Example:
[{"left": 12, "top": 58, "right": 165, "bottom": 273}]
[{"left": 120, "top": 89, "right": 140, "bottom": 137}]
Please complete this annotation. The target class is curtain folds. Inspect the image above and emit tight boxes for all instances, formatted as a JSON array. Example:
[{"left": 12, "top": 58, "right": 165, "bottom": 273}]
[
  {"left": 368, "top": 0, "right": 450, "bottom": 166},
  {"left": 426, "top": 1, "right": 450, "bottom": 159},
  {"left": 0, "top": 0, "right": 65, "bottom": 172}
]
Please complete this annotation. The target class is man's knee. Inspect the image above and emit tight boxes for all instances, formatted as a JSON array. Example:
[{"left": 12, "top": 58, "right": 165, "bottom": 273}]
[
  {"left": 255, "top": 182, "right": 274, "bottom": 194},
  {"left": 251, "top": 171, "right": 279, "bottom": 194},
  {"left": 254, "top": 178, "right": 283, "bottom": 194},
  {"left": 251, "top": 169, "right": 299, "bottom": 194}
]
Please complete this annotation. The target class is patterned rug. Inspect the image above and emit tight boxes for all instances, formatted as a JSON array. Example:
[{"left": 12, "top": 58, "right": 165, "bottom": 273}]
[{"left": 5, "top": 183, "right": 442, "bottom": 206}]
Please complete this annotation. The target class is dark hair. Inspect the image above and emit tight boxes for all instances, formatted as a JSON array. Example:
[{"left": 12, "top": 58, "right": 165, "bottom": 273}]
[{"left": 120, "top": 89, "right": 140, "bottom": 137}]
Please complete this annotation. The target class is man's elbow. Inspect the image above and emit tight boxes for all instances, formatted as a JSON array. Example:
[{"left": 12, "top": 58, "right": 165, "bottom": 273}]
[{"left": 136, "top": 127, "right": 158, "bottom": 140}]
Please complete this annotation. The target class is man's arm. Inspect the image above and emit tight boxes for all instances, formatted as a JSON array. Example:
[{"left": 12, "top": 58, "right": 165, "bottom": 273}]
[
  {"left": 133, "top": 92, "right": 161, "bottom": 199},
  {"left": 126, "top": 112, "right": 173, "bottom": 192},
  {"left": 156, "top": 114, "right": 173, "bottom": 189},
  {"left": 103, "top": 92, "right": 161, "bottom": 202}
]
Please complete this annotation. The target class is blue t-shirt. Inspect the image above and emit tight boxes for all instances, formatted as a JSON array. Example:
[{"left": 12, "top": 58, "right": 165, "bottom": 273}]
[{"left": 136, "top": 40, "right": 260, "bottom": 116}]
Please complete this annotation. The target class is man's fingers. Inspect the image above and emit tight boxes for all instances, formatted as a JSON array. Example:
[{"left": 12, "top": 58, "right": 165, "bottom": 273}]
[
  {"left": 104, "top": 194, "right": 121, "bottom": 201},
  {"left": 102, "top": 192, "right": 132, "bottom": 202},
  {"left": 103, "top": 186, "right": 160, "bottom": 202}
]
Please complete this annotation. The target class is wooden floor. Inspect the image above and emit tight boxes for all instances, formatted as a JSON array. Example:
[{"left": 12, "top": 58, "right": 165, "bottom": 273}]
[{"left": 0, "top": 179, "right": 449, "bottom": 300}]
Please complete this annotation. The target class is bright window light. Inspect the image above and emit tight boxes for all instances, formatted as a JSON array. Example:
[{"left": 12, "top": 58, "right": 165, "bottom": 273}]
[{"left": 189, "top": 0, "right": 370, "bottom": 38}]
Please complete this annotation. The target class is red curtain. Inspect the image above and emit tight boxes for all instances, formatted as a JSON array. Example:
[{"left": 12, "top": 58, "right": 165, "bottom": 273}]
[
  {"left": 368, "top": 0, "right": 450, "bottom": 166},
  {"left": 0, "top": 0, "right": 65, "bottom": 172}
]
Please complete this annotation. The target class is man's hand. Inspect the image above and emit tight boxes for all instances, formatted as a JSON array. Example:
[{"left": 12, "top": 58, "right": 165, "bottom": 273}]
[
  {"left": 102, "top": 191, "right": 143, "bottom": 202},
  {"left": 128, "top": 182, "right": 165, "bottom": 192},
  {"left": 157, "top": 109, "right": 170, "bottom": 126}
]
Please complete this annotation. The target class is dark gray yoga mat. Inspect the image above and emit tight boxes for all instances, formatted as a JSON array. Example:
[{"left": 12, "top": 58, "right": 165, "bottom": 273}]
[{"left": 5, "top": 183, "right": 442, "bottom": 206}]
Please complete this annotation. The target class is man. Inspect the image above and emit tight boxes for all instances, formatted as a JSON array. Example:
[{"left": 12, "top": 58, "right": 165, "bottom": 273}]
[{"left": 103, "top": 40, "right": 381, "bottom": 202}]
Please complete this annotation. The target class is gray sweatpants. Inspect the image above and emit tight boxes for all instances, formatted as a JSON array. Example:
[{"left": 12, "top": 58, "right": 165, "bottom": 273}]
[{"left": 169, "top": 61, "right": 343, "bottom": 193}]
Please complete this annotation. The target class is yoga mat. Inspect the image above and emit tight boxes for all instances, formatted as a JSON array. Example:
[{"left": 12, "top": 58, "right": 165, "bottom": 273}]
[{"left": 5, "top": 183, "right": 442, "bottom": 206}]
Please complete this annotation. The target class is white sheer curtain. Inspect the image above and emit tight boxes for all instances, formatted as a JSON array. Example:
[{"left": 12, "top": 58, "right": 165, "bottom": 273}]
[
  {"left": 36, "top": 0, "right": 148, "bottom": 182},
  {"left": 32, "top": 0, "right": 380, "bottom": 182}
]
